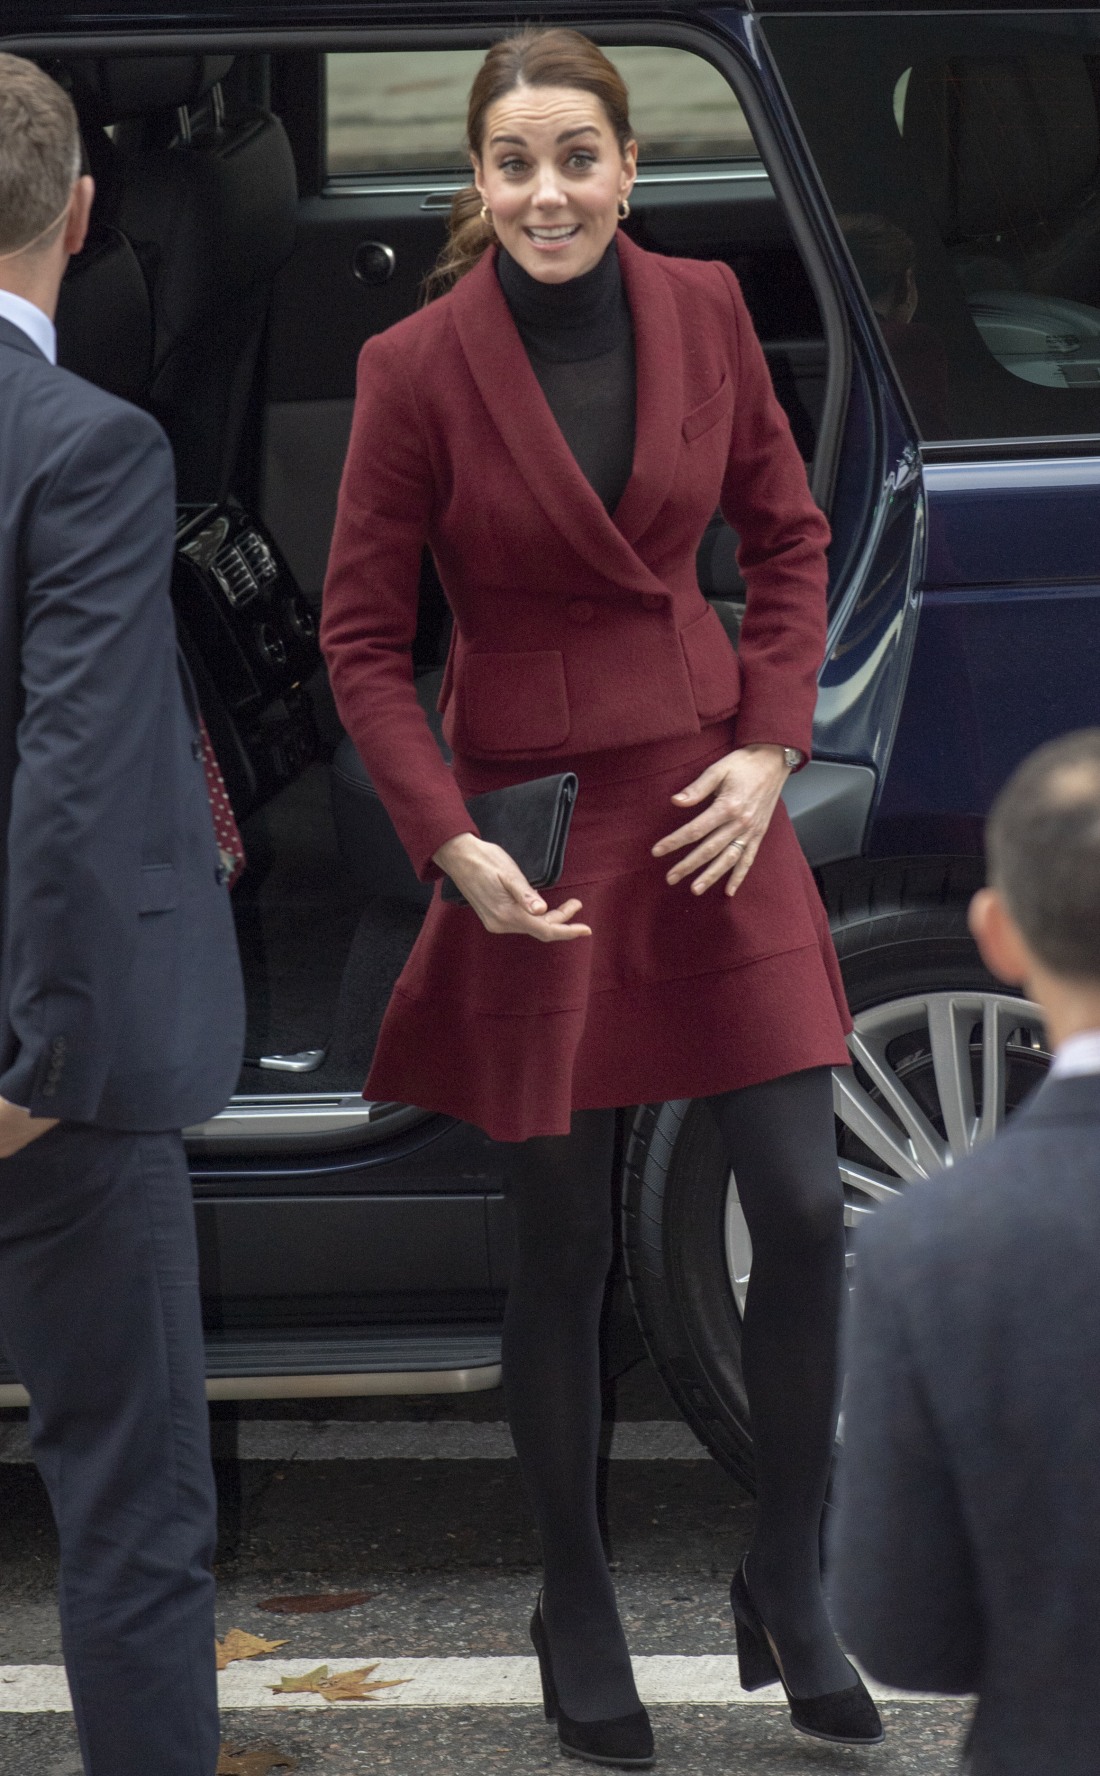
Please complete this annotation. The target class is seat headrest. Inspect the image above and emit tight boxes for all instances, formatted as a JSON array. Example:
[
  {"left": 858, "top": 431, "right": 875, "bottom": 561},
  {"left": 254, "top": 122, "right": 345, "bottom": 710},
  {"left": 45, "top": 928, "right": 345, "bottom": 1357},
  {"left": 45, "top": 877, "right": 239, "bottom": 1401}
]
[
  {"left": 65, "top": 55, "right": 235, "bottom": 124},
  {"left": 903, "top": 52, "right": 1100, "bottom": 242}
]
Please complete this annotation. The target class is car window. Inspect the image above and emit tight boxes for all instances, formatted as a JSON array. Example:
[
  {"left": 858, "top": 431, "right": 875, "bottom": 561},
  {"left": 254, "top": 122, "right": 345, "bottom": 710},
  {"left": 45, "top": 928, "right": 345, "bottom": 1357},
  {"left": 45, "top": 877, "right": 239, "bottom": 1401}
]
[
  {"left": 762, "top": 9, "right": 1100, "bottom": 446},
  {"left": 325, "top": 45, "right": 756, "bottom": 178}
]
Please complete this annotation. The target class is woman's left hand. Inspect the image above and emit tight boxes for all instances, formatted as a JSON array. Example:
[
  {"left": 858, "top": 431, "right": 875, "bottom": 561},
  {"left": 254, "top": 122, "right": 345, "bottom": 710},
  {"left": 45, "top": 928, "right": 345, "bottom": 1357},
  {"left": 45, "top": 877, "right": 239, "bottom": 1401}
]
[{"left": 652, "top": 743, "right": 792, "bottom": 897}]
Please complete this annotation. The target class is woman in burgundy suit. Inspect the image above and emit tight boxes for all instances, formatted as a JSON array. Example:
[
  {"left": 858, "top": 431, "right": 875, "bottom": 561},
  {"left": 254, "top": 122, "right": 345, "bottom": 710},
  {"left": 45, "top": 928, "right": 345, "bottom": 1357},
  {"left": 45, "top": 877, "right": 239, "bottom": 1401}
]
[{"left": 322, "top": 28, "right": 881, "bottom": 1765}]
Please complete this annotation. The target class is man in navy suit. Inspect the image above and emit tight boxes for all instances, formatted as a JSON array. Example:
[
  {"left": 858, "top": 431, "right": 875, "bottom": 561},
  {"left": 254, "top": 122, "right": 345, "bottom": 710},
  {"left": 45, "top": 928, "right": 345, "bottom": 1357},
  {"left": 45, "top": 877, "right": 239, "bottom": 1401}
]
[
  {"left": 831, "top": 728, "right": 1100, "bottom": 1774},
  {"left": 0, "top": 56, "right": 244, "bottom": 1776}
]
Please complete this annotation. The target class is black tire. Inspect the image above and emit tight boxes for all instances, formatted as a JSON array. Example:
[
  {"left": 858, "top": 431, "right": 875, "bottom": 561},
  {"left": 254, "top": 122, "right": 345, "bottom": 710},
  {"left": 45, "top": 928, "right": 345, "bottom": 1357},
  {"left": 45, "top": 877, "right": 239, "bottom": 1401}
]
[
  {"left": 621, "top": 859, "right": 1044, "bottom": 1483},
  {"left": 825, "top": 856, "right": 991, "bottom": 1017}
]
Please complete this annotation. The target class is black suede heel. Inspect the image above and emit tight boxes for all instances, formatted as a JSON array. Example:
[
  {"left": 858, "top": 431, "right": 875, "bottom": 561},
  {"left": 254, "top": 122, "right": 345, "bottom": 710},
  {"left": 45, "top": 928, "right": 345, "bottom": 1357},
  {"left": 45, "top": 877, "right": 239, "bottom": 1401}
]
[
  {"left": 729, "top": 1563, "right": 885, "bottom": 1746},
  {"left": 529, "top": 1594, "right": 656, "bottom": 1768}
]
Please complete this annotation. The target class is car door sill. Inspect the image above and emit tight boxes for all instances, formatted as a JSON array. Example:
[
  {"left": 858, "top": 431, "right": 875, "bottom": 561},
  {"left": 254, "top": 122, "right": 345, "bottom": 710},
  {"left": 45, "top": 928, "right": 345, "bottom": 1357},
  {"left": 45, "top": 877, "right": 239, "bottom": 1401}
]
[
  {"left": 185, "top": 1093, "right": 427, "bottom": 1153},
  {"left": 0, "top": 1326, "right": 503, "bottom": 1408}
]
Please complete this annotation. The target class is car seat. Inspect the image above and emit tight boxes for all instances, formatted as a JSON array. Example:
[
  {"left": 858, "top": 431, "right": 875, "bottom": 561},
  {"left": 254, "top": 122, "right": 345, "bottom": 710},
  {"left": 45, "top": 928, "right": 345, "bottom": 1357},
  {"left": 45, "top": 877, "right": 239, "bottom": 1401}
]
[
  {"left": 902, "top": 51, "right": 1100, "bottom": 305},
  {"left": 55, "top": 219, "right": 153, "bottom": 406},
  {"left": 63, "top": 54, "right": 298, "bottom": 503}
]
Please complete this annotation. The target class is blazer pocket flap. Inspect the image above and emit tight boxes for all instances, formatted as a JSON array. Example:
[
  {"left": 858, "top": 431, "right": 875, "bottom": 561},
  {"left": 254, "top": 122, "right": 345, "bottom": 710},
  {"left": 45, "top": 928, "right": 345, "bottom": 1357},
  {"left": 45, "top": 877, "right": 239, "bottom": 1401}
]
[
  {"left": 680, "top": 604, "right": 742, "bottom": 721},
  {"left": 139, "top": 863, "right": 179, "bottom": 914},
  {"left": 461, "top": 650, "right": 570, "bottom": 753},
  {"left": 682, "top": 377, "right": 733, "bottom": 443}
]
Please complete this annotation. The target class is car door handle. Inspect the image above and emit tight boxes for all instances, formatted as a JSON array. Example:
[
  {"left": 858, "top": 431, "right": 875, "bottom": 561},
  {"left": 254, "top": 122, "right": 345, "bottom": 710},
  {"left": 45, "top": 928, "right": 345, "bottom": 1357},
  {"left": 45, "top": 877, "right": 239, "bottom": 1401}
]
[{"left": 353, "top": 240, "right": 396, "bottom": 286}]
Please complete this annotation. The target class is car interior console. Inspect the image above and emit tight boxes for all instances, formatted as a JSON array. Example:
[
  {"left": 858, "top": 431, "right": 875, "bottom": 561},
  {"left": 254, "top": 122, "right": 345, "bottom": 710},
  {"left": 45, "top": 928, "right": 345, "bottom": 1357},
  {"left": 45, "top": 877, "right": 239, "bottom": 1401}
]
[{"left": 173, "top": 500, "right": 321, "bottom": 819}]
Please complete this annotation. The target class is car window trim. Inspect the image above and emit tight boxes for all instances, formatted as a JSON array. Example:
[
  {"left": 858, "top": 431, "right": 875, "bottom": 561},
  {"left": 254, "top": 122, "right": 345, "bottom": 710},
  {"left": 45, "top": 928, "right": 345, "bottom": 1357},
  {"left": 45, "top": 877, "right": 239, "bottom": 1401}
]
[
  {"left": 323, "top": 165, "right": 773, "bottom": 199},
  {"left": 921, "top": 435, "right": 1100, "bottom": 466}
]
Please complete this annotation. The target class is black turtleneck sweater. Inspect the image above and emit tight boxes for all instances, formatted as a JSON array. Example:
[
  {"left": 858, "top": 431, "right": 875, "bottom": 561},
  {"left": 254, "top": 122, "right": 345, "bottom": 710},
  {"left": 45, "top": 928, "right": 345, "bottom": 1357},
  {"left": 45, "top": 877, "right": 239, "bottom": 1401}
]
[{"left": 497, "top": 239, "right": 636, "bottom": 514}]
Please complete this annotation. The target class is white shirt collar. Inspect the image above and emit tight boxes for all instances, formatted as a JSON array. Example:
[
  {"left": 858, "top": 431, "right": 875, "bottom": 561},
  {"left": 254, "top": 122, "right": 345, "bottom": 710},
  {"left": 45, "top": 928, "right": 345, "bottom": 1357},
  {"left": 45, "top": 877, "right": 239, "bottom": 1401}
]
[
  {"left": 1050, "top": 1029, "right": 1100, "bottom": 1081},
  {"left": 0, "top": 290, "right": 57, "bottom": 365}
]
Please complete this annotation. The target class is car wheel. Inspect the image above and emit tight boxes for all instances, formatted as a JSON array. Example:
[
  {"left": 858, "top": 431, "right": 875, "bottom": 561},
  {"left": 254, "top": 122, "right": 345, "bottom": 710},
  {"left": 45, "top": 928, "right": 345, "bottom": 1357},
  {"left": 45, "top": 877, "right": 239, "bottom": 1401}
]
[{"left": 621, "top": 866, "right": 1050, "bottom": 1486}]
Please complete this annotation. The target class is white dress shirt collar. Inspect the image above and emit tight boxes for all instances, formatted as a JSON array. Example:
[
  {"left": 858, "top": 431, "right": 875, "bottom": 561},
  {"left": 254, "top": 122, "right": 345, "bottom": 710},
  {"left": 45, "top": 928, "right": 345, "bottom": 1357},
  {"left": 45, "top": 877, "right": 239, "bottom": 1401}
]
[
  {"left": 1050, "top": 1029, "right": 1100, "bottom": 1080},
  {"left": 0, "top": 290, "right": 57, "bottom": 365}
]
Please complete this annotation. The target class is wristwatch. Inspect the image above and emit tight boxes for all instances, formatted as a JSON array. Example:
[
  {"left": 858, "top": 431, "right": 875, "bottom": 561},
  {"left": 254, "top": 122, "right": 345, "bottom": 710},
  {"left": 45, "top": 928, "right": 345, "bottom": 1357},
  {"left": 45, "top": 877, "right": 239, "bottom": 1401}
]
[{"left": 782, "top": 747, "right": 803, "bottom": 771}]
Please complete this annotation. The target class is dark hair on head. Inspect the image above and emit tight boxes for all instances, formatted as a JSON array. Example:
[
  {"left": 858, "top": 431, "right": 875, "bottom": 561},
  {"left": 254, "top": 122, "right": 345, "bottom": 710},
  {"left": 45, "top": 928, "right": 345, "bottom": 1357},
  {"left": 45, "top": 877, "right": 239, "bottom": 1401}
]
[
  {"left": 987, "top": 729, "right": 1100, "bottom": 981},
  {"left": 840, "top": 213, "right": 916, "bottom": 316},
  {"left": 423, "top": 28, "right": 633, "bottom": 301}
]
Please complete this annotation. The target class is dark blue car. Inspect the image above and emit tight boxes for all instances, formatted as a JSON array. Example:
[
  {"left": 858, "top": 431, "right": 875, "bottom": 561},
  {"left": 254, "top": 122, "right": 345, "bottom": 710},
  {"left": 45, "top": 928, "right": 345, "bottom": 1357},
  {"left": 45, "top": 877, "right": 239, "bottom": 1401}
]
[{"left": 2, "top": 0, "right": 1095, "bottom": 1479}]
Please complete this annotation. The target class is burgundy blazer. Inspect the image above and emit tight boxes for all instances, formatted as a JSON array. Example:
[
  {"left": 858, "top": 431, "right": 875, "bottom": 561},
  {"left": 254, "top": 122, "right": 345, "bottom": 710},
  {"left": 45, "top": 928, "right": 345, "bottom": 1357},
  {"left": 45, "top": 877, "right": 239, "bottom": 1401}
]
[{"left": 321, "top": 233, "right": 831, "bottom": 880}]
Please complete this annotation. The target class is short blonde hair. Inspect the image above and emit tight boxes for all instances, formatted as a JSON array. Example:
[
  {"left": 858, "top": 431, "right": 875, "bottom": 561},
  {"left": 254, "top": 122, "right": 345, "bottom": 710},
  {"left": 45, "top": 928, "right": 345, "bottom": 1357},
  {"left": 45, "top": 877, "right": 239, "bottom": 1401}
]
[{"left": 0, "top": 55, "right": 81, "bottom": 256}]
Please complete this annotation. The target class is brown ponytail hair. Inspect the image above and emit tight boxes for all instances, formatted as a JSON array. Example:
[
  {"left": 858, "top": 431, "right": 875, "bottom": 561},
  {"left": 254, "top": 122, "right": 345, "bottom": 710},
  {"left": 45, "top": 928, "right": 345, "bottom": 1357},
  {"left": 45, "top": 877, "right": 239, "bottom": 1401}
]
[{"left": 423, "top": 28, "right": 633, "bottom": 301}]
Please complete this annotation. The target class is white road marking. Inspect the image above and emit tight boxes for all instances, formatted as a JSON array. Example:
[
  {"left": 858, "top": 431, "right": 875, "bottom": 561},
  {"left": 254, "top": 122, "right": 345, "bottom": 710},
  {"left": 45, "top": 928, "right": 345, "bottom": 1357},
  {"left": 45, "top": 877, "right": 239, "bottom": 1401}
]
[
  {"left": 0, "top": 1419, "right": 709, "bottom": 1465},
  {"left": 0, "top": 1657, "right": 949, "bottom": 1713}
]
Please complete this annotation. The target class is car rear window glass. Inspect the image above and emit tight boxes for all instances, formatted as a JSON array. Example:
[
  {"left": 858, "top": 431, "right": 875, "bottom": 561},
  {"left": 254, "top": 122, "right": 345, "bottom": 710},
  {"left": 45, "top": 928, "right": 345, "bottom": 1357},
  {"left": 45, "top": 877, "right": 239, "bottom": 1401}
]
[
  {"left": 762, "top": 9, "right": 1100, "bottom": 445},
  {"left": 325, "top": 46, "right": 756, "bottom": 177}
]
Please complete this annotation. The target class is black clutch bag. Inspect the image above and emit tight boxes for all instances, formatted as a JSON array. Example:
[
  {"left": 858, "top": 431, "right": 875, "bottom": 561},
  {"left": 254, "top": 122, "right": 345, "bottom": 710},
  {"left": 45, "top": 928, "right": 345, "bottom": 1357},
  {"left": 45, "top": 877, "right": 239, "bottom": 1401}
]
[{"left": 441, "top": 772, "right": 579, "bottom": 905}]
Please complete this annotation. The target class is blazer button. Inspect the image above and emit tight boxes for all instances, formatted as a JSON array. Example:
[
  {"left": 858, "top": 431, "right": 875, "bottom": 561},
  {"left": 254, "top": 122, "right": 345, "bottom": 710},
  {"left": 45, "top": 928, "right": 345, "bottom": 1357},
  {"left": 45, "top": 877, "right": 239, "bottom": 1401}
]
[
  {"left": 641, "top": 593, "right": 664, "bottom": 611},
  {"left": 568, "top": 599, "right": 594, "bottom": 623}
]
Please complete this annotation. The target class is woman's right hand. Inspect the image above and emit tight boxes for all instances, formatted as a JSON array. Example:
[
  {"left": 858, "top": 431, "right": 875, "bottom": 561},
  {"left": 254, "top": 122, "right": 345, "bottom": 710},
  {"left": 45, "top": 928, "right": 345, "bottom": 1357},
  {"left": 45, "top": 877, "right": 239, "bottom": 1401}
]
[{"left": 433, "top": 833, "right": 591, "bottom": 941}]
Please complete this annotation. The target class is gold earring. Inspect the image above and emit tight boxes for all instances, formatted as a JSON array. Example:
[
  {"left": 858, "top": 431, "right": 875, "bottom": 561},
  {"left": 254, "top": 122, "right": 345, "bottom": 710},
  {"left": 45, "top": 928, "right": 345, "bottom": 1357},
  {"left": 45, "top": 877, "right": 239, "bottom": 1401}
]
[
  {"left": 480, "top": 202, "right": 491, "bottom": 223},
  {"left": 617, "top": 196, "right": 630, "bottom": 221}
]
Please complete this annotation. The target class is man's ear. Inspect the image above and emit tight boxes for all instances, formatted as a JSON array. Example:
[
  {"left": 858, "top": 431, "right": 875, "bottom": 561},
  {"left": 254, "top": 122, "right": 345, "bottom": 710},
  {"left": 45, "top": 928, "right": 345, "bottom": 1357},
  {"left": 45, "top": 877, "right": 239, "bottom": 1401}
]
[
  {"left": 63, "top": 175, "right": 94, "bottom": 259},
  {"left": 968, "top": 887, "right": 1033, "bottom": 987}
]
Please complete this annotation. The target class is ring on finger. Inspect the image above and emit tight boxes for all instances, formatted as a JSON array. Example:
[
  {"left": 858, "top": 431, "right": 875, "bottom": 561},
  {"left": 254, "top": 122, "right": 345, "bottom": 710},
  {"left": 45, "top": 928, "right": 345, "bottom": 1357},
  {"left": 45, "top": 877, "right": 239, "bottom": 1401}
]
[{"left": 728, "top": 838, "right": 747, "bottom": 854}]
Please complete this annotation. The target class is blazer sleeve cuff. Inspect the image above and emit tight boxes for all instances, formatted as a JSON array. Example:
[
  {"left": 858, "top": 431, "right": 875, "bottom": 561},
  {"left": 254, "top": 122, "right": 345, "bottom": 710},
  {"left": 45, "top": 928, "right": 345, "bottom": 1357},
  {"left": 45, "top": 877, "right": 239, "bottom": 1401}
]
[
  {"left": 406, "top": 803, "right": 481, "bottom": 884},
  {"left": 734, "top": 698, "right": 816, "bottom": 766},
  {"left": 732, "top": 732, "right": 812, "bottom": 770},
  {"left": 0, "top": 1035, "right": 104, "bottom": 1123}
]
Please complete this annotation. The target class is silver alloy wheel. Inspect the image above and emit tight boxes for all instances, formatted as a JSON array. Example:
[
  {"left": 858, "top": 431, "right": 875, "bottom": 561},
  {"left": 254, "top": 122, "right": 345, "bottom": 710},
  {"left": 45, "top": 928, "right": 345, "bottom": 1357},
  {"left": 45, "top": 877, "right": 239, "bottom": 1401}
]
[{"left": 723, "top": 991, "right": 1048, "bottom": 1315}]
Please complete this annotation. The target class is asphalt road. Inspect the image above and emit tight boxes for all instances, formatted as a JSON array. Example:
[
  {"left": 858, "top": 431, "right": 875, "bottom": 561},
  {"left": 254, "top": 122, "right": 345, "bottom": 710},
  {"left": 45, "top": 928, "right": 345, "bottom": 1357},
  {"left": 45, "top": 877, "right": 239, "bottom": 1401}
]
[{"left": 0, "top": 1333, "right": 972, "bottom": 1776}]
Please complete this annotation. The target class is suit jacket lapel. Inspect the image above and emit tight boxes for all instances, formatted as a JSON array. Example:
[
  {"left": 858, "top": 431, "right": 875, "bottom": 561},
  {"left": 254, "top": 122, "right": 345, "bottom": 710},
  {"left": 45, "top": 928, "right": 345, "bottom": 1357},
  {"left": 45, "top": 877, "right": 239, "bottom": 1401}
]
[
  {"left": 612, "top": 232, "right": 684, "bottom": 546},
  {"left": 451, "top": 245, "right": 674, "bottom": 598}
]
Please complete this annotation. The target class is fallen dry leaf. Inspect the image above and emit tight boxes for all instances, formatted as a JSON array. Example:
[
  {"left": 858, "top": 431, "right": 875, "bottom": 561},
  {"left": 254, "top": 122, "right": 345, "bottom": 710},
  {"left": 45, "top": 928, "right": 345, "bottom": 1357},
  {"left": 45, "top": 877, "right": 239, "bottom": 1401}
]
[
  {"left": 268, "top": 1665, "right": 330, "bottom": 1694},
  {"left": 256, "top": 1591, "right": 373, "bottom": 1615},
  {"left": 318, "top": 1665, "right": 409, "bottom": 1702},
  {"left": 215, "top": 1629, "right": 290, "bottom": 1671},
  {"left": 269, "top": 1662, "right": 410, "bottom": 1703},
  {"left": 217, "top": 1742, "right": 298, "bottom": 1775}
]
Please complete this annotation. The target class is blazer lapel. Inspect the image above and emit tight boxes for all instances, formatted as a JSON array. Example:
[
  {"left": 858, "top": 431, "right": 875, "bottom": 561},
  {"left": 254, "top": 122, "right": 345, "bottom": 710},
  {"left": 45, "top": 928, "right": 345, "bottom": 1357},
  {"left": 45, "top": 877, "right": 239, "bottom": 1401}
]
[
  {"left": 451, "top": 246, "right": 672, "bottom": 599},
  {"left": 612, "top": 232, "right": 684, "bottom": 546}
]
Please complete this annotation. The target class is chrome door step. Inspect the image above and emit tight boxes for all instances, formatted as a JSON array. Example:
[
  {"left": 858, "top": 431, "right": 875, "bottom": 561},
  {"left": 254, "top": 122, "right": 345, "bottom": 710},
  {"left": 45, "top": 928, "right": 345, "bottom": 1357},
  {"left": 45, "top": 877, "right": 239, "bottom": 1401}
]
[
  {"left": 0, "top": 1326, "right": 503, "bottom": 1408},
  {"left": 184, "top": 1092, "right": 426, "bottom": 1154},
  {"left": 244, "top": 1048, "right": 328, "bottom": 1073}
]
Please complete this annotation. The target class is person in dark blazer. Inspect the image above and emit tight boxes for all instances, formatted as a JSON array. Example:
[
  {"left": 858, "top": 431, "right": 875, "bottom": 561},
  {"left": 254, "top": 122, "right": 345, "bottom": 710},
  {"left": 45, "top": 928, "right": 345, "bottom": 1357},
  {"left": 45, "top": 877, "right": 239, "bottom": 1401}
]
[
  {"left": 323, "top": 28, "right": 882, "bottom": 1764},
  {"left": 830, "top": 727, "right": 1100, "bottom": 1775},
  {"left": 0, "top": 57, "right": 244, "bottom": 1776}
]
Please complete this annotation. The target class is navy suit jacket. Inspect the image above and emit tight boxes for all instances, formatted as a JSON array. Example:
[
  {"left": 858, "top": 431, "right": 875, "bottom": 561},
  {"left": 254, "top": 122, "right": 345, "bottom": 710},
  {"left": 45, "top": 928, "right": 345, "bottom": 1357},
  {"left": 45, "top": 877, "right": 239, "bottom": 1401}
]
[
  {"left": 831, "top": 1070, "right": 1100, "bottom": 1775},
  {"left": 0, "top": 314, "right": 244, "bottom": 1130}
]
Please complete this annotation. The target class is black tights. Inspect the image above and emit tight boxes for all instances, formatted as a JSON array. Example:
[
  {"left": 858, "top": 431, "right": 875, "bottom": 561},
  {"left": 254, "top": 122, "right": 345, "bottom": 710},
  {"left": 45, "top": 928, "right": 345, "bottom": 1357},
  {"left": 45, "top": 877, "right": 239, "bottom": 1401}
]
[{"left": 502, "top": 1068, "right": 848, "bottom": 1721}]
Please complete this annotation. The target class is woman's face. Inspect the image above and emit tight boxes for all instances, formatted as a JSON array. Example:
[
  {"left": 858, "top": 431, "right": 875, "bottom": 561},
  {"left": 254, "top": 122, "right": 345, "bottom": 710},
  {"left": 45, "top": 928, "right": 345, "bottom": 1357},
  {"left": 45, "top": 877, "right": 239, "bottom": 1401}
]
[{"left": 472, "top": 84, "right": 637, "bottom": 284}]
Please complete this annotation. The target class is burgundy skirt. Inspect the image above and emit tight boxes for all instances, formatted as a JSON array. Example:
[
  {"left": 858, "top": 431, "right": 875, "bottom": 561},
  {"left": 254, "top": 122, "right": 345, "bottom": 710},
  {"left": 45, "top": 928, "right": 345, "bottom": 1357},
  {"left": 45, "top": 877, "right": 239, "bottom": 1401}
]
[{"left": 364, "top": 721, "right": 851, "bottom": 1142}]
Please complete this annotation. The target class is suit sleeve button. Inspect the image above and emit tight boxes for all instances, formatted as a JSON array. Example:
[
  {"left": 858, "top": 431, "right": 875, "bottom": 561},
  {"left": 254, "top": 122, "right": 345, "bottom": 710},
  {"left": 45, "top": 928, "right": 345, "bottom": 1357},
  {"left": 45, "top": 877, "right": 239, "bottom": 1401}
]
[
  {"left": 641, "top": 593, "right": 664, "bottom": 610},
  {"left": 567, "top": 600, "right": 594, "bottom": 623}
]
